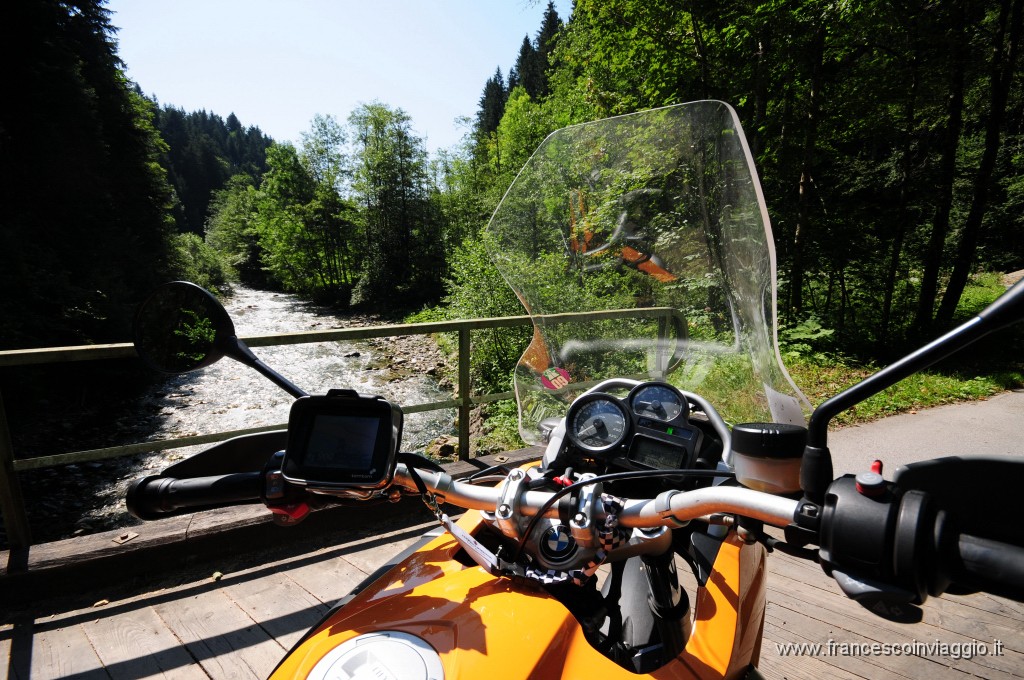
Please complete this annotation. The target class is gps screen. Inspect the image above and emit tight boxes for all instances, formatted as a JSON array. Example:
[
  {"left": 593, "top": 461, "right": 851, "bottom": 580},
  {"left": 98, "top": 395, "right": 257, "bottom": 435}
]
[{"left": 305, "top": 414, "right": 380, "bottom": 470}]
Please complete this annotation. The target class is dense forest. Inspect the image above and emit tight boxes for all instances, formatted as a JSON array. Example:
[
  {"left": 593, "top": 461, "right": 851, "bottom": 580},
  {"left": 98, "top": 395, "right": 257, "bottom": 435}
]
[{"left": 4, "top": 0, "right": 1023, "bottom": 374}]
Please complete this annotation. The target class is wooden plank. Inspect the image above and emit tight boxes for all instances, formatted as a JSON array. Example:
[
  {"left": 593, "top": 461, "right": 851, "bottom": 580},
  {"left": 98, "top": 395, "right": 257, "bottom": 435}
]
[
  {"left": 223, "top": 568, "right": 330, "bottom": 651},
  {"left": 181, "top": 505, "right": 272, "bottom": 537},
  {"left": 767, "top": 565, "right": 1022, "bottom": 679},
  {"left": 442, "top": 446, "right": 543, "bottom": 477},
  {"left": 979, "top": 593, "right": 1024, "bottom": 619},
  {"left": 332, "top": 533, "right": 425, "bottom": 576},
  {"left": 776, "top": 551, "right": 1024, "bottom": 666},
  {"left": 760, "top": 616, "right": 869, "bottom": 680},
  {"left": 80, "top": 605, "right": 207, "bottom": 679},
  {"left": 25, "top": 621, "right": 108, "bottom": 680},
  {"left": 283, "top": 551, "right": 374, "bottom": 606},
  {"left": 0, "top": 343, "right": 135, "bottom": 367},
  {"left": 767, "top": 586, "right": 902, "bottom": 677},
  {"left": 4, "top": 515, "right": 192, "bottom": 574},
  {"left": 1, "top": 621, "right": 20, "bottom": 680},
  {"left": 925, "top": 589, "right": 1024, "bottom": 639},
  {"left": 12, "top": 424, "right": 287, "bottom": 472},
  {"left": 756, "top": 534, "right": 1023, "bottom": 679},
  {"left": 458, "top": 327, "right": 471, "bottom": 460},
  {"left": 0, "top": 390, "right": 30, "bottom": 548},
  {"left": 763, "top": 604, "right": 964, "bottom": 680},
  {"left": 769, "top": 546, "right": 1023, "bottom": 655},
  {"left": 153, "top": 588, "right": 285, "bottom": 679},
  {"left": 280, "top": 520, "right": 438, "bottom": 606}
]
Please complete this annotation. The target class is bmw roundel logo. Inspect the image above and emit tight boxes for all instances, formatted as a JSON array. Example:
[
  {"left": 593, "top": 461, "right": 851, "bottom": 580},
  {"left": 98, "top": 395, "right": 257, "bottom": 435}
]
[{"left": 540, "top": 524, "right": 577, "bottom": 563}]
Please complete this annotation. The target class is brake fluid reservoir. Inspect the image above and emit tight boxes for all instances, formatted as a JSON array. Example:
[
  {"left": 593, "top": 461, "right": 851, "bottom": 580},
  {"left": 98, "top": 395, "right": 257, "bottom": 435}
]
[{"left": 731, "top": 423, "right": 807, "bottom": 494}]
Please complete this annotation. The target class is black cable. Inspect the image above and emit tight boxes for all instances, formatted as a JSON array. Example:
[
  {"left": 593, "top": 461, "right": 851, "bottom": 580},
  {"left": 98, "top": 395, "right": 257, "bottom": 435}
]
[{"left": 466, "top": 462, "right": 515, "bottom": 482}]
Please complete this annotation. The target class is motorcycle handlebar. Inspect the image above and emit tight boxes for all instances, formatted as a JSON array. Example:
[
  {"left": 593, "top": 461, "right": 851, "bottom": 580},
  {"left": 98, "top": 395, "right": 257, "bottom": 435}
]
[
  {"left": 397, "top": 466, "right": 1022, "bottom": 602},
  {"left": 126, "top": 472, "right": 263, "bottom": 520},
  {"left": 125, "top": 464, "right": 801, "bottom": 529},
  {"left": 819, "top": 475, "right": 1024, "bottom": 604},
  {"left": 390, "top": 465, "right": 802, "bottom": 528},
  {"left": 123, "top": 463, "right": 1021, "bottom": 603},
  {"left": 953, "top": 533, "right": 1024, "bottom": 601}
]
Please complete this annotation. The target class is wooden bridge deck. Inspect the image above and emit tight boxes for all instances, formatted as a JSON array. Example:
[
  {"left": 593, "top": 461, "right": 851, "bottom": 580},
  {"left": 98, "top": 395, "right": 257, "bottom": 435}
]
[{"left": 2, "top": 516, "right": 1021, "bottom": 680}]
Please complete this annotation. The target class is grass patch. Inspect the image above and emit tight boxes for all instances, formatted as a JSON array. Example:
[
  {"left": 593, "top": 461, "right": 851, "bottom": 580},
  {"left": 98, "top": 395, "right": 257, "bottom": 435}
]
[
  {"left": 787, "top": 357, "right": 1024, "bottom": 426},
  {"left": 473, "top": 400, "right": 527, "bottom": 455}
]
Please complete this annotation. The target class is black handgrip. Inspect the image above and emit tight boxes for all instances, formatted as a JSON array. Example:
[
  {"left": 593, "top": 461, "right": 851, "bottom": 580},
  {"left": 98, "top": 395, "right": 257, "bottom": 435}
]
[
  {"left": 953, "top": 533, "right": 1024, "bottom": 601},
  {"left": 127, "top": 472, "right": 263, "bottom": 520}
]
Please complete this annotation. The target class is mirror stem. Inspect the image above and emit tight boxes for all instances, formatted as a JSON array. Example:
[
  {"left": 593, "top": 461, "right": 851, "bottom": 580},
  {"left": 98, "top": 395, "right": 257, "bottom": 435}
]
[{"left": 226, "top": 337, "right": 308, "bottom": 399}]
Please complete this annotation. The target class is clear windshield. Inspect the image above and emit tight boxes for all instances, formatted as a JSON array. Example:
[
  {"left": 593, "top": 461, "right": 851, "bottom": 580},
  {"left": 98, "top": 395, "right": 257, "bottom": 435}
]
[{"left": 485, "top": 101, "right": 809, "bottom": 445}]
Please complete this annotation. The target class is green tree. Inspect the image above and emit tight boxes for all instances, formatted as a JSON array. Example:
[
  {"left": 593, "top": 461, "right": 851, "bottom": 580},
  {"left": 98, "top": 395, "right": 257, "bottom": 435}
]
[
  {"left": 492, "top": 87, "right": 556, "bottom": 186},
  {"left": 447, "top": 0, "right": 1024, "bottom": 366},
  {"left": 430, "top": 147, "right": 488, "bottom": 256},
  {"left": 512, "top": 37, "right": 544, "bottom": 99},
  {"left": 300, "top": 113, "right": 349, "bottom": 190},
  {"left": 206, "top": 175, "right": 266, "bottom": 286},
  {"left": 477, "top": 68, "right": 509, "bottom": 138},
  {"left": 349, "top": 102, "right": 440, "bottom": 307},
  {"left": 934, "top": 0, "right": 1024, "bottom": 327},
  {"left": 534, "top": 0, "right": 564, "bottom": 97},
  {"left": 249, "top": 138, "right": 362, "bottom": 302},
  {"left": 171, "top": 232, "right": 232, "bottom": 293}
]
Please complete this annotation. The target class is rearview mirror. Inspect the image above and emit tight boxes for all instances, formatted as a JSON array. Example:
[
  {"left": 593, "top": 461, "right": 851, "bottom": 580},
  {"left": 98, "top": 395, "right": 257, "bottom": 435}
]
[{"left": 133, "top": 281, "right": 234, "bottom": 374}]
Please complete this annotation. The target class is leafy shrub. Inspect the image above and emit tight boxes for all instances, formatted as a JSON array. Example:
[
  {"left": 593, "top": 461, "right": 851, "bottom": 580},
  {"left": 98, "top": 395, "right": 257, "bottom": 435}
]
[
  {"left": 779, "top": 315, "right": 835, "bottom": 363},
  {"left": 431, "top": 237, "right": 530, "bottom": 393},
  {"left": 172, "top": 233, "right": 233, "bottom": 294}
]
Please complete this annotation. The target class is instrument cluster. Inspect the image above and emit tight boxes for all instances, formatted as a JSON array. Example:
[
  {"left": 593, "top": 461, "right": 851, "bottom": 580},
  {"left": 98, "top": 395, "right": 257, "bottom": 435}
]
[{"left": 559, "top": 381, "right": 704, "bottom": 473}]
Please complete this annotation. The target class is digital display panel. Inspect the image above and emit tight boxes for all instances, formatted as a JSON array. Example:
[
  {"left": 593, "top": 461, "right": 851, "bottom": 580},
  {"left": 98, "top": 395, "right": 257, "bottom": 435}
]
[
  {"left": 305, "top": 415, "right": 381, "bottom": 470},
  {"left": 629, "top": 437, "right": 688, "bottom": 470}
]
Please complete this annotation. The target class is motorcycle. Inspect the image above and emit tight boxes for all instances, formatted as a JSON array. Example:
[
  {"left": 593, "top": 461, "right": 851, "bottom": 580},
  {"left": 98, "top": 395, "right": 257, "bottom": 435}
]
[{"left": 127, "top": 101, "right": 1024, "bottom": 679}]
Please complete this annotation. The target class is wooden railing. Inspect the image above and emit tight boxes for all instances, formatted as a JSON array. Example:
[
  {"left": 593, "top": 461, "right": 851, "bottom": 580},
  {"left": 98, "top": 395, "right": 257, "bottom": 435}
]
[{"left": 0, "top": 307, "right": 683, "bottom": 548}]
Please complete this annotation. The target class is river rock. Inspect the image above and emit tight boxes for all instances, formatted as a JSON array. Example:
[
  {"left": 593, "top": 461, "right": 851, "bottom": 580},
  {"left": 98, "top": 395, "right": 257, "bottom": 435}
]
[{"left": 424, "top": 435, "right": 458, "bottom": 461}]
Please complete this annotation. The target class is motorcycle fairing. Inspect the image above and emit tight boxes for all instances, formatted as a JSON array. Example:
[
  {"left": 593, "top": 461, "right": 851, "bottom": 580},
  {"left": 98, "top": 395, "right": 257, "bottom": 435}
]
[{"left": 269, "top": 510, "right": 767, "bottom": 679}]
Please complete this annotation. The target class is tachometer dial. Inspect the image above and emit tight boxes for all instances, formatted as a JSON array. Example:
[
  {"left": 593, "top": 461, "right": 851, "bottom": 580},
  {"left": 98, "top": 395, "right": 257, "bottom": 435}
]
[
  {"left": 630, "top": 383, "right": 687, "bottom": 422},
  {"left": 567, "top": 395, "right": 629, "bottom": 453}
]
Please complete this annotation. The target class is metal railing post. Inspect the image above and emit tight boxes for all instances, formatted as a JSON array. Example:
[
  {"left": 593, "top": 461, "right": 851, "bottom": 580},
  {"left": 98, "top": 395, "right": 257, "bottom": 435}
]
[
  {"left": 0, "top": 389, "right": 31, "bottom": 548},
  {"left": 457, "top": 327, "right": 471, "bottom": 461}
]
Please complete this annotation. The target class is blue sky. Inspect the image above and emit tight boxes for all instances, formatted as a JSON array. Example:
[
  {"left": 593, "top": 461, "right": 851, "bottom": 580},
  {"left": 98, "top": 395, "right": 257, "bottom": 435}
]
[{"left": 106, "top": 0, "right": 573, "bottom": 155}]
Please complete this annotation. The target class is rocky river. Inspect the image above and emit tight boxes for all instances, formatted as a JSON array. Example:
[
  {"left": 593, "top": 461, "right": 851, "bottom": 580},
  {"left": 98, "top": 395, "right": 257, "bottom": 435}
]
[{"left": 13, "top": 286, "right": 456, "bottom": 544}]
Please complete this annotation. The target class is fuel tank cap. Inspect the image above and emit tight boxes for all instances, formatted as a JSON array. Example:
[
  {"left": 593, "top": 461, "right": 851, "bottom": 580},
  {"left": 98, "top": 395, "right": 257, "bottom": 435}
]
[{"left": 307, "top": 630, "right": 444, "bottom": 680}]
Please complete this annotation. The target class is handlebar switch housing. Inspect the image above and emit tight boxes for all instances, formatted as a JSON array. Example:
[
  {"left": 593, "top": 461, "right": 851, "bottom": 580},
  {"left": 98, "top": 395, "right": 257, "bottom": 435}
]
[{"left": 818, "top": 475, "right": 937, "bottom": 611}]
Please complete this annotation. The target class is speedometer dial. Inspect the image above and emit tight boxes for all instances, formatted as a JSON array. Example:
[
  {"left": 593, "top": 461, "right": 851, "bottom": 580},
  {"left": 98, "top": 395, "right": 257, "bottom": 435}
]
[
  {"left": 630, "top": 383, "right": 686, "bottom": 422},
  {"left": 567, "top": 395, "right": 629, "bottom": 453}
]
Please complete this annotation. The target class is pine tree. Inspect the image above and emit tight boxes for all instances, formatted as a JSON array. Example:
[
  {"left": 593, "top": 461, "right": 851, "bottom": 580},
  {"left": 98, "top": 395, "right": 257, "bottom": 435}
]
[
  {"left": 534, "top": 1, "right": 563, "bottom": 97},
  {"left": 476, "top": 68, "right": 508, "bottom": 136},
  {"left": 151, "top": 105, "right": 273, "bottom": 235},
  {"left": 514, "top": 36, "right": 544, "bottom": 99}
]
